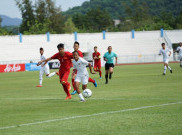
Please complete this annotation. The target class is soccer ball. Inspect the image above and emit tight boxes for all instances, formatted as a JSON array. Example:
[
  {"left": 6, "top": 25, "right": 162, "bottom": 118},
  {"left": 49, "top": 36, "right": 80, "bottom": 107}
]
[{"left": 82, "top": 89, "right": 92, "bottom": 98}]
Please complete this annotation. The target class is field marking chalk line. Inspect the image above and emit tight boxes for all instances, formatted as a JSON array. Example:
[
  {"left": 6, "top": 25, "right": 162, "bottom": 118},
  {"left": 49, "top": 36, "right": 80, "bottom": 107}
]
[{"left": 0, "top": 101, "right": 182, "bottom": 130}]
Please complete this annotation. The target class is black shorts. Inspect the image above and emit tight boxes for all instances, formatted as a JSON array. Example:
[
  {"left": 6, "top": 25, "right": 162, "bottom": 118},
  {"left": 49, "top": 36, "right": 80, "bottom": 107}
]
[{"left": 105, "top": 63, "right": 114, "bottom": 70}]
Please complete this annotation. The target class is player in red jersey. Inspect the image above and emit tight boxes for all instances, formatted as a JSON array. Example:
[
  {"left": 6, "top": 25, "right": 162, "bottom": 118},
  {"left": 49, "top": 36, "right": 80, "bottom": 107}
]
[
  {"left": 93, "top": 46, "right": 102, "bottom": 78},
  {"left": 71, "top": 41, "right": 97, "bottom": 95},
  {"left": 37, "top": 43, "right": 73, "bottom": 100}
]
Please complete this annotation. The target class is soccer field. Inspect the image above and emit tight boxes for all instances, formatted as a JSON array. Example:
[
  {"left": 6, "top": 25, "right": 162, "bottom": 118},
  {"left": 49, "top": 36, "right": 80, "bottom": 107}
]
[{"left": 0, "top": 63, "right": 182, "bottom": 135}]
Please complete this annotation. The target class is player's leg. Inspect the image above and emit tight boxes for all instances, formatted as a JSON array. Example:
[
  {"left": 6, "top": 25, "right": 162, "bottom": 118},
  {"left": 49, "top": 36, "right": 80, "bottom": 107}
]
[
  {"left": 109, "top": 64, "right": 114, "bottom": 79},
  {"left": 88, "top": 77, "right": 97, "bottom": 87},
  {"left": 166, "top": 62, "right": 172, "bottom": 74},
  {"left": 75, "top": 76, "right": 85, "bottom": 102},
  {"left": 93, "top": 64, "right": 98, "bottom": 72},
  {"left": 80, "top": 75, "right": 89, "bottom": 102},
  {"left": 37, "top": 68, "right": 44, "bottom": 87},
  {"left": 163, "top": 63, "right": 167, "bottom": 75},
  {"left": 71, "top": 71, "right": 77, "bottom": 95},
  {"left": 180, "top": 58, "right": 182, "bottom": 67},
  {"left": 105, "top": 63, "right": 109, "bottom": 84},
  {"left": 59, "top": 70, "right": 71, "bottom": 100},
  {"left": 45, "top": 66, "right": 57, "bottom": 78},
  {"left": 98, "top": 65, "right": 102, "bottom": 78}
]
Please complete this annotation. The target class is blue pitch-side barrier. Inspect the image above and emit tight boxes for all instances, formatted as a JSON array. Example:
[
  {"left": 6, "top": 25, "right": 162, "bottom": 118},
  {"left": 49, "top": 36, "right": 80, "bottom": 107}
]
[
  {"left": 18, "top": 29, "right": 164, "bottom": 43},
  {"left": 19, "top": 33, "right": 22, "bottom": 43},
  {"left": 74, "top": 32, "right": 78, "bottom": 41},
  {"left": 132, "top": 29, "right": 135, "bottom": 39},
  {"left": 47, "top": 32, "right": 50, "bottom": 42},
  {"left": 25, "top": 63, "right": 41, "bottom": 71},
  {"left": 160, "top": 28, "right": 164, "bottom": 37},
  {"left": 103, "top": 31, "right": 106, "bottom": 40}
]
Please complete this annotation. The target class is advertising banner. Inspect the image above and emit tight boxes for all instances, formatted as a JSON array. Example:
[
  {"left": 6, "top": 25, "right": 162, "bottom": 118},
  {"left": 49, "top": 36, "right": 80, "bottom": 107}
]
[
  {"left": 49, "top": 62, "right": 60, "bottom": 69},
  {"left": 0, "top": 64, "right": 25, "bottom": 73},
  {"left": 25, "top": 63, "right": 41, "bottom": 71}
]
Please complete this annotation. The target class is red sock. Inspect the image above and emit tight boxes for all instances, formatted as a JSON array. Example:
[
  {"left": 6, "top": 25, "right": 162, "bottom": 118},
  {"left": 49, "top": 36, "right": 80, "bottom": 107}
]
[
  {"left": 99, "top": 70, "right": 102, "bottom": 78},
  {"left": 88, "top": 77, "right": 95, "bottom": 83},
  {"left": 72, "top": 79, "right": 77, "bottom": 90},
  {"left": 62, "top": 83, "right": 70, "bottom": 96}
]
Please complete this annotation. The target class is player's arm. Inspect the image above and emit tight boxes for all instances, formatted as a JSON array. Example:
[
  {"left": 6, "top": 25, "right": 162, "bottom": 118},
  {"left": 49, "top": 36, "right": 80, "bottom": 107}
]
[
  {"left": 37, "top": 57, "right": 52, "bottom": 66},
  {"left": 115, "top": 57, "right": 118, "bottom": 65},
  {"left": 158, "top": 50, "right": 162, "bottom": 55},
  {"left": 96, "top": 53, "right": 101, "bottom": 59},
  {"left": 88, "top": 63, "right": 96, "bottom": 74},
  {"left": 41, "top": 61, "right": 48, "bottom": 67},
  {"left": 103, "top": 53, "right": 107, "bottom": 61},
  {"left": 174, "top": 47, "right": 179, "bottom": 53},
  {"left": 169, "top": 50, "right": 171, "bottom": 56}
]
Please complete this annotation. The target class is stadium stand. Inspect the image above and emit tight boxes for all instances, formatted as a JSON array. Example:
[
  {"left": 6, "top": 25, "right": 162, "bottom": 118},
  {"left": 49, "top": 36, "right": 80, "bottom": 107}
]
[{"left": 0, "top": 30, "right": 181, "bottom": 65}]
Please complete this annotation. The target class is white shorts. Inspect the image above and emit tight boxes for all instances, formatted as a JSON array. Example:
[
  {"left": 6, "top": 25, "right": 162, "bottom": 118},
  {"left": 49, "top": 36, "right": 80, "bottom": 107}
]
[
  {"left": 40, "top": 65, "right": 50, "bottom": 76},
  {"left": 179, "top": 55, "right": 182, "bottom": 60},
  {"left": 163, "top": 59, "right": 169, "bottom": 64},
  {"left": 75, "top": 74, "right": 89, "bottom": 85}
]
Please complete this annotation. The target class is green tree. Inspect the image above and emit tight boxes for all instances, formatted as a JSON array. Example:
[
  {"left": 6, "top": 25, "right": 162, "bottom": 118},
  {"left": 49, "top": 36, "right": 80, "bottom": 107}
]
[
  {"left": 45, "top": 0, "right": 65, "bottom": 33},
  {"left": 72, "top": 8, "right": 113, "bottom": 32},
  {"left": 63, "top": 17, "right": 77, "bottom": 33},
  {"left": 15, "top": 0, "right": 35, "bottom": 32}
]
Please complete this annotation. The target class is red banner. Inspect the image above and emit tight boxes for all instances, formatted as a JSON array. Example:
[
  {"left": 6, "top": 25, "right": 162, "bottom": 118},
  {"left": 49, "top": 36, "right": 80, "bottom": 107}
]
[{"left": 0, "top": 64, "right": 25, "bottom": 73}]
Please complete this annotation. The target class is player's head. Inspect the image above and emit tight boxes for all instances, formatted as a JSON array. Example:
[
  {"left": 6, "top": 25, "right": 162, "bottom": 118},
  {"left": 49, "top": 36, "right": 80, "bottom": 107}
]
[
  {"left": 73, "top": 41, "right": 79, "bottom": 51},
  {"left": 73, "top": 51, "right": 79, "bottom": 61},
  {"left": 94, "top": 46, "right": 98, "bottom": 52},
  {"left": 57, "top": 43, "right": 64, "bottom": 55},
  {"left": 40, "top": 47, "right": 44, "bottom": 55},
  {"left": 161, "top": 43, "right": 165, "bottom": 49},
  {"left": 108, "top": 46, "right": 112, "bottom": 53},
  {"left": 179, "top": 42, "right": 182, "bottom": 46}
]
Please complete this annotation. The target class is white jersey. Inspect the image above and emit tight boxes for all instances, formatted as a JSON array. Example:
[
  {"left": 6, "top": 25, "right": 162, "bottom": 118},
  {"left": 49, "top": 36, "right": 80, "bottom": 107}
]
[
  {"left": 40, "top": 55, "right": 49, "bottom": 67},
  {"left": 177, "top": 46, "right": 182, "bottom": 56},
  {"left": 73, "top": 57, "right": 89, "bottom": 76},
  {"left": 159, "top": 48, "right": 171, "bottom": 61}
]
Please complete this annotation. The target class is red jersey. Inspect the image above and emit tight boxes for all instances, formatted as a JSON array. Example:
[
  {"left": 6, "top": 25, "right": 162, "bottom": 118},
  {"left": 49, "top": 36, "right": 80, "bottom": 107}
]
[
  {"left": 51, "top": 51, "right": 73, "bottom": 72},
  {"left": 72, "top": 50, "right": 83, "bottom": 57},
  {"left": 93, "top": 52, "right": 101, "bottom": 65}
]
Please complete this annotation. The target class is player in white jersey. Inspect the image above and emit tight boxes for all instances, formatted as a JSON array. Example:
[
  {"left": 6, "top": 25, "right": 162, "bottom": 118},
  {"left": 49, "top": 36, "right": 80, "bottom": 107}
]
[
  {"left": 158, "top": 43, "right": 172, "bottom": 75},
  {"left": 174, "top": 42, "right": 182, "bottom": 67},
  {"left": 36, "top": 48, "right": 58, "bottom": 87},
  {"left": 72, "top": 51, "right": 95, "bottom": 102}
]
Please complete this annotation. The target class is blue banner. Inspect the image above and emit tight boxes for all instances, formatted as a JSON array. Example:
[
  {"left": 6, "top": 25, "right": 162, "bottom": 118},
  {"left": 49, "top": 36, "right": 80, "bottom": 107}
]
[{"left": 25, "top": 63, "right": 41, "bottom": 71}]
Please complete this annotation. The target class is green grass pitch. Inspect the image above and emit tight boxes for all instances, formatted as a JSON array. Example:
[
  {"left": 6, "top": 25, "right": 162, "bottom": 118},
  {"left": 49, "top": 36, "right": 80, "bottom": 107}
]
[{"left": 0, "top": 63, "right": 182, "bottom": 135}]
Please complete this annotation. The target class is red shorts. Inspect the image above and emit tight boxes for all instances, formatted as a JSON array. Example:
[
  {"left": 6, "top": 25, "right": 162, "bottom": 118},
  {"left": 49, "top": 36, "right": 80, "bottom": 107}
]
[
  {"left": 72, "top": 69, "right": 77, "bottom": 74},
  {"left": 59, "top": 69, "right": 70, "bottom": 83},
  {"left": 94, "top": 64, "right": 101, "bottom": 70}
]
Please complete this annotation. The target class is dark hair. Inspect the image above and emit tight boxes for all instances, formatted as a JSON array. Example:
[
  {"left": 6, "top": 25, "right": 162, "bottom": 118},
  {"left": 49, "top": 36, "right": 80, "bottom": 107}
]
[
  {"left": 179, "top": 42, "right": 182, "bottom": 44},
  {"left": 94, "top": 46, "right": 97, "bottom": 49},
  {"left": 74, "top": 41, "right": 79, "bottom": 46},
  {"left": 40, "top": 47, "right": 44, "bottom": 51},
  {"left": 57, "top": 43, "right": 64, "bottom": 49},
  {"left": 73, "top": 51, "right": 79, "bottom": 55},
  {"left": 161, "top": 43, "right": 165, "bottom": 46},
  {"left": 108, "top": 46, "right": 112, "bottom": 49}
]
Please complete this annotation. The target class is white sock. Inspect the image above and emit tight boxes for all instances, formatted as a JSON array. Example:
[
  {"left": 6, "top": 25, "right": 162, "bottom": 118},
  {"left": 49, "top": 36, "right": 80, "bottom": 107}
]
[
  {"left": 164, "top": 66, "right": 167, "bottom": 74},
  {"left": 47, "top": 72, "right": 56, "bottom": 78},
  {"left": 168, "top": 66, "right": 172, "bottom": 70},
  {"left": 78, "top": 93, "right": 85, "bottom": 101},
  {"left": 39, "top": 79, "right": 42, "bottom": 85}
]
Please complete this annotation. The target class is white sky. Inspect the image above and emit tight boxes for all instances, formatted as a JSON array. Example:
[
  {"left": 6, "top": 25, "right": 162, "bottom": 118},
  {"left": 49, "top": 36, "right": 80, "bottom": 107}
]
[{"left": 0, "top": 0, "right": 89, "bottom": 19}]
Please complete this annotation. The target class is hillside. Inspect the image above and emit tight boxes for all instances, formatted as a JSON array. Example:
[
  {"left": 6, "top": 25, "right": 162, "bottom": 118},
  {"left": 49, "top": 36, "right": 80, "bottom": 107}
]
[
  {"left": 0, "top": 15, "right": 22, "bottom": 27},
  {"left": 65, "top": 0, "right": 182, "bottom": 19}
]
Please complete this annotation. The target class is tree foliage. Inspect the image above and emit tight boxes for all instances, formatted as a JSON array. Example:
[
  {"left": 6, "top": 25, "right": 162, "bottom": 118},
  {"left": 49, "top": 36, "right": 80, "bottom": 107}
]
[{"left": 73, "top": 8, "right": 113, "bottom": 32}]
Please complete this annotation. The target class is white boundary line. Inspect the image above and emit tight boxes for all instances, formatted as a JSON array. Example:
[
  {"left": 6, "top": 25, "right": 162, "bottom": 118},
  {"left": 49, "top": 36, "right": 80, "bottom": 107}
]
[{"left": 0, "top": 101, "right": 182, "bottom": 130}]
